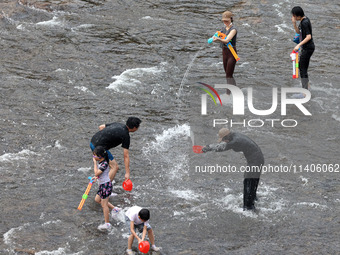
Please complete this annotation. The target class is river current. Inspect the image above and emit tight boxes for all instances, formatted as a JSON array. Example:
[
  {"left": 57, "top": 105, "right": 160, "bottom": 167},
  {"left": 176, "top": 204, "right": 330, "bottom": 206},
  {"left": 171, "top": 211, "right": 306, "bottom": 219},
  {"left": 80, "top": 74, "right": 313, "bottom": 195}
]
[{"left": 0, "top": 0, "right": 339, "bottom": 254}]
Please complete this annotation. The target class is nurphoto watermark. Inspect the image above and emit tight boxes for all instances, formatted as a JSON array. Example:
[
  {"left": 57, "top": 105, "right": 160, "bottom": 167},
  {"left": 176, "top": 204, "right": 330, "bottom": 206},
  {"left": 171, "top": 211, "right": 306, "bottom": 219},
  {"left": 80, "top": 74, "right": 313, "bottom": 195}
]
[
  {"left": 195, "top": 163, "right": 339, "bottom": 174},
  {"left": 199, "top": 83, "right": 312, "bottom": 128}
]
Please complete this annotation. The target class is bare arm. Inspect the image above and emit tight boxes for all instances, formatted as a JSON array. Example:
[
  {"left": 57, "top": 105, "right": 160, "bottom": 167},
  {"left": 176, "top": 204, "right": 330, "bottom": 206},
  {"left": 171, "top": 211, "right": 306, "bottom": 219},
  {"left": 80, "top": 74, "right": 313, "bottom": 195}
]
[
  {"left": 213, "top": 29, "right": 237, "bottom": 44},
  {"left": 292, "top": 16, "right": 300, "bottom": 33},
  {"left": 123, "top": 148, "right": 130, "bottom": 180},
  {"left": 93, "top": 158, "right": 103, "bottom": 177},
  {"left": 141, "top": 225, "right": 147, "bottom": 241},
  {"left": 130, "top": 221, "right": 142, "bottom": 242},
  {"left": 294, "top": 34, "right": 312, "bottom": 51},
  {"left": 99, "top": 124, "right": 105, "bottom": 130}
]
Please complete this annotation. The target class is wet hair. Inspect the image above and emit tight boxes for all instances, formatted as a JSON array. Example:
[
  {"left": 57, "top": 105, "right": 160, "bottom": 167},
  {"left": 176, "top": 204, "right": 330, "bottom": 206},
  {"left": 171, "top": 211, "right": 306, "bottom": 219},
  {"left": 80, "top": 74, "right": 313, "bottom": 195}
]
[
  {"left": 291, "top": 6, "right": 304, "bottom": 17},
  {"left": 126, "top": 117, "right": 142, "bottom": 129},
  {"left": 93, "top": 146, "right": 109, "bottom": 164},
  {"left": 138, "top": 209, "right": 150, "bottom": 221}
]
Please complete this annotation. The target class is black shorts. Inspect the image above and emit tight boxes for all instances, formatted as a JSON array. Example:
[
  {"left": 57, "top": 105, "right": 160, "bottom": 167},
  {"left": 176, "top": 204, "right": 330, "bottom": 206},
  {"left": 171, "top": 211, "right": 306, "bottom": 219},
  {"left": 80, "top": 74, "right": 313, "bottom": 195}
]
[{"left": 97, "top": 181, "right": 112, "bottom": 199}]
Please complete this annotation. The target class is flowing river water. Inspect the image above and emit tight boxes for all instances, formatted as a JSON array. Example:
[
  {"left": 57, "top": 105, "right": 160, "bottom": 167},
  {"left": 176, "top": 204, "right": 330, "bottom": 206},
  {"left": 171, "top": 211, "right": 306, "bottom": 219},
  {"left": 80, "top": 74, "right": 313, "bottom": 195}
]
[{"left": 0, "top": 0, "right": 339, "bottom": 254}]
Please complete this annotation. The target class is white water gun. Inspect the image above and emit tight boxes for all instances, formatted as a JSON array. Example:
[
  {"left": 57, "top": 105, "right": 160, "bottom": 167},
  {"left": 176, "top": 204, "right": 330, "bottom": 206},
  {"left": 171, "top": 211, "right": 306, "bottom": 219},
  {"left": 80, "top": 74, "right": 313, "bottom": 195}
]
[{"left": 290, "top": 50, "right": 299, "bottom": 79}]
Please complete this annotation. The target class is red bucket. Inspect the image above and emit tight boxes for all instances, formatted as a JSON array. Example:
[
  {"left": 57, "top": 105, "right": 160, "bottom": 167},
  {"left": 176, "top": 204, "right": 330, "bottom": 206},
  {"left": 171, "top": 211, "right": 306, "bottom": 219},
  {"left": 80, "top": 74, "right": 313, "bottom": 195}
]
[
  {"left": 138, "top": 241, "right": 150, "bottom": 254},
  {"left": 192, "top": 145, "right": 203, "bottom": 154},
  {"left": 122, "top": 179, "right": 133, "bottom": 191}
]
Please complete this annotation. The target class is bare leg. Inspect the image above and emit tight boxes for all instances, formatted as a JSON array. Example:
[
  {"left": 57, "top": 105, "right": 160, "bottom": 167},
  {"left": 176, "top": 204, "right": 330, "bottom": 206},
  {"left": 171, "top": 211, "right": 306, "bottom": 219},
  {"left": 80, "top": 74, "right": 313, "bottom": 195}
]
[
  {"left": 96, "top": 194, "right": 115, "bottom": 212},
  {"left": 95, "top": 194, "right": 101, "bottom": 204},
  {"left": 109, "top": 159, "right": 119, "bottom": 182},
  {"left": 101, "top": 198, "right": 110, "bottom": 223},
  {"left": 148, "top": 229, "right": 156, "bottom": 245},
  {"left": 109, "top": 202, "right": 116, "bottom": 210},
  {"left": 128, "top": 234, "right": 134, "bottom": 249}
]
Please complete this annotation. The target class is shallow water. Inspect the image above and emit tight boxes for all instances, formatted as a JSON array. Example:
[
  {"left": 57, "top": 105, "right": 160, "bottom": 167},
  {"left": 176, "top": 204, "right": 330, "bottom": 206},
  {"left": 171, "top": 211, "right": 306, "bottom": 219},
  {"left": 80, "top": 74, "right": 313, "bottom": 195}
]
[{"left": 1, "top": 0, "right": 339, "bottom": 254}]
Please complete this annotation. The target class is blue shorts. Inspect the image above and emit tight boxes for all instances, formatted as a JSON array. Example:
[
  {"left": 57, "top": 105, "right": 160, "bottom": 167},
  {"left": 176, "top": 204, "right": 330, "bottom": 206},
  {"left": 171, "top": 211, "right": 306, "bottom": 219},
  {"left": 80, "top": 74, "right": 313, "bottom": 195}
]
[{"left": 90, "top": 142, "right": 114, "bottom": 161}]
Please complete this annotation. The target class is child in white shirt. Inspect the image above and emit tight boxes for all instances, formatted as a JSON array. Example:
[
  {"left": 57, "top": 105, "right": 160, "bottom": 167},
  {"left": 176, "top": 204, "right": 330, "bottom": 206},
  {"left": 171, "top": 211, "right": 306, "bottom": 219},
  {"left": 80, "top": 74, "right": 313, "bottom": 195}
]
[{"left": 125, "top": 206, "right": 161, "bottom": 254}]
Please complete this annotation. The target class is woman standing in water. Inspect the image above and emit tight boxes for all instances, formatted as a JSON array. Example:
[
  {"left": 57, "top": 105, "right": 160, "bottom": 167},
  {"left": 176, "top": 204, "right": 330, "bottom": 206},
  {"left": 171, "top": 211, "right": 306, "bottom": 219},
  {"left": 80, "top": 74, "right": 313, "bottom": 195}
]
[{"left": 212, "top": 11, "right": 238, "bottom": 95}]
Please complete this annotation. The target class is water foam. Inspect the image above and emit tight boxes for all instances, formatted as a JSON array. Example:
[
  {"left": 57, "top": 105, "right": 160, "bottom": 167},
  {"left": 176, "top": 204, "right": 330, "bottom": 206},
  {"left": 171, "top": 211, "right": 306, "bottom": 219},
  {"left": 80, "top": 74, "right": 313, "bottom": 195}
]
[
  {"left": 143, "top": 124, "right": 190, "bottom": 155},
  {"left": 169, "top": 189, "right": 200, "bottom": 201},
  {"left": 295, "top": 202, "right": 328, "bottom": 209},
  {"left": 173, "top": 211, "right": 185, "bottom": 216},
  {"left": 331, "top": 114, "right": 340, "bottom": 122},
  {"left": 299, "top": 176, "right": 309, "bottom": 186},
  {"left": 107, "top": 64, "right": 166, "bottom": 92},
  {"left": 41, "top": 220, "right": 62, "bottom": 227},
  {"left": 16, "top": 24, "right": 26, "bottom": 31},
  {"left": 216, "top": 192, "right": 259, "bottom": 218},
  {"left": 212, "top": 183, "right": 286, "bottom": 219},
  {"left": 3, "top": 223, "right": 30, "bottom": 245},
  {"left": 111, "top": 209, "right": 127, "bottom": 224},
  {"left": 36, "top": 16, "right": 63, "bottom": 27},
  {"left": 154, "top": 124, "right": 190, "bottom": 149},
  {"left": 141, "top": 16, "right": 166, "bottom": 21},
  {"left": 272, "top": 4, "right": 284, "bottom": 18},
  {"left": 71, "top": 24, "right": 95, "bottom": 32},
  {"left": 274, "top": 23, "right": 290, "bottom": 33},
  {"left": 77, "top": 167, "right": 91, "bottom": 173},
  {"left": 209, "top": 61, "right": 223, "bottom": 68},
  {"left": 54, "top": 140, "right": 64, "bottom": 149},
  {"left": 239, "top": 62, "right": 250, "bottom": 68},
  {"left": 35, "top": 247, "right": 67, "bottom": 255},
  {"left": 242, "top": 23, "right": 251, "bottom": 27},
  {"left": 74, "top": 86, "right": 96, "bottom": 96},
  {"left": 4, "top": 221, "right": 79, "bottom": 255},
  {"left": 0, "top": 149, "right": 37, "bottom": 162}
]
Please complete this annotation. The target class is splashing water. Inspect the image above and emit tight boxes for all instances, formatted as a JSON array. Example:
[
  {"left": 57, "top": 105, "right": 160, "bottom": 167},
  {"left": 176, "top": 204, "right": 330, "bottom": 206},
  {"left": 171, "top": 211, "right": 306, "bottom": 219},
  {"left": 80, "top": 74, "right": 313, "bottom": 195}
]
[{"left": 177, "top": 50, "right": 203, "bottom": 98}]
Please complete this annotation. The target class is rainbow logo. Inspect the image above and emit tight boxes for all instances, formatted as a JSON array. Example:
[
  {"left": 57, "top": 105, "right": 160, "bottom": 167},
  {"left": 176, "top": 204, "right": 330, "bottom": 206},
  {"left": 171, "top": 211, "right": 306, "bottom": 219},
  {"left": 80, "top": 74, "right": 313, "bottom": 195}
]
[{"left": 198, "top": 82, "right": 223, "bottom": 106}]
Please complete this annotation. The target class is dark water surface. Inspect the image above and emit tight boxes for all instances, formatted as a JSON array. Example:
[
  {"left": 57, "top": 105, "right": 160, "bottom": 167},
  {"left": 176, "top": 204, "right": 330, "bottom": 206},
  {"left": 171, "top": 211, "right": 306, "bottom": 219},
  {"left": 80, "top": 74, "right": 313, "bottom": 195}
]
[{"left": 1, "top": 0, "right": 339, "bottom": 254}]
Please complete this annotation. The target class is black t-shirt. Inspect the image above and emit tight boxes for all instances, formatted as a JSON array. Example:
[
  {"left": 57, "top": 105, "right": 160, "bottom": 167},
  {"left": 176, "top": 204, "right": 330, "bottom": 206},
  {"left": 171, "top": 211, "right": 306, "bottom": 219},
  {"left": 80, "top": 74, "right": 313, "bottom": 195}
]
[
  {"left": 91, "top": 123, "right": 130, "bottom": 150},
  {"left": 299, "top": 17, "right": 314, "bottom": 49}
]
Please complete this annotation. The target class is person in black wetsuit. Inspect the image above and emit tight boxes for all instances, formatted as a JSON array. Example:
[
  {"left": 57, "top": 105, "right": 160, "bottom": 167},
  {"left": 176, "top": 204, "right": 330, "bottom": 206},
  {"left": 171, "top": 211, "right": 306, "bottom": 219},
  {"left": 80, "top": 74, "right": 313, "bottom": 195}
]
[
  {"left": 291, "top": 6, "right": 315, "bottom": 91},
  {"left": 90, "top": 117, "right": 141, "bottom": 182},
  {"left": 202, "top": 128, "right": 264, "bottom": 211}
]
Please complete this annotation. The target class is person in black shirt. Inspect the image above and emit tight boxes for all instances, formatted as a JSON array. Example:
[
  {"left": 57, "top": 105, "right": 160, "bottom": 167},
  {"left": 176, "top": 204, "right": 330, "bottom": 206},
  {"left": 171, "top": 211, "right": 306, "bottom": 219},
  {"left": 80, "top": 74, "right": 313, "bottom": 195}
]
[
  {"left": 291, "top": 6, "right": 315, "bottom": 91},
  {"left": 202, "top": 128, "right": 264, "bottom": 211},
  {"left": 90, "top": 117, "right": 141, "bottom": 182}
]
